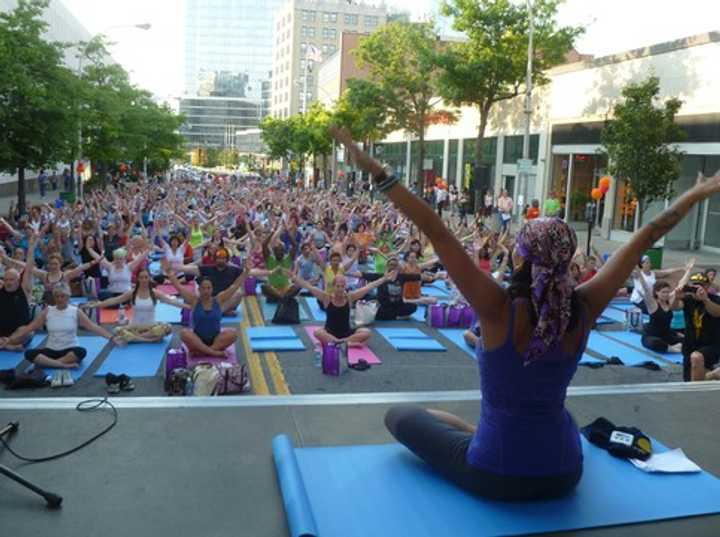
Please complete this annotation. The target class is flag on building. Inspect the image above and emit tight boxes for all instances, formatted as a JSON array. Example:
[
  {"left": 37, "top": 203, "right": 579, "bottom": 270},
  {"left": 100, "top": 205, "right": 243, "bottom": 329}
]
[{"left": 306, "top": 44, "right": 322, "bottom": 63}]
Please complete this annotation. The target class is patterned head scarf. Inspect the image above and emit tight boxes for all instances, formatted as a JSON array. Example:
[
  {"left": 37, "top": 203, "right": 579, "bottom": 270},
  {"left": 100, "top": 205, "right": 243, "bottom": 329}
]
[{"left": 515, "top": 217, "right": 578, "bottom": 364}]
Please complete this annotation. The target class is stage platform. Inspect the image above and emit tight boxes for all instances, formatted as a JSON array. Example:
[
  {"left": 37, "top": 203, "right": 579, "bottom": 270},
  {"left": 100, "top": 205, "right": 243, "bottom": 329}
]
[{"left": 1, "top": 383, "right": 720, "bottom": 537}]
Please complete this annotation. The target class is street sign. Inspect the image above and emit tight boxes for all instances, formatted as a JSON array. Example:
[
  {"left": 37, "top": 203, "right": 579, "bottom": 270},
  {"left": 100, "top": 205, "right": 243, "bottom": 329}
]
[{"left": 517, "top": 158, "right": 533, "bottom": 174}]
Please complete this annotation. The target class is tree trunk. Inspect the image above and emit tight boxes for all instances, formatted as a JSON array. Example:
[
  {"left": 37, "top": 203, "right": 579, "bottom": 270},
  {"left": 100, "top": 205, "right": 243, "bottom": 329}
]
[
  {"left": 417, "top": 126, "right": 426, "bottom": 198},
  {"left": 17, "top": 166, "right": 26, "bottom": 217},
  {"left": 472, "top": 105, "right": 491, "bottom": 212}
]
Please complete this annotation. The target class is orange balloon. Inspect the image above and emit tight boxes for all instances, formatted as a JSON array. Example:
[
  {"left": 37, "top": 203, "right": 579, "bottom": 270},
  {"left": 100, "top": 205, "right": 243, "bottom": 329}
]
[
  {"left": 591, "top": 188, "right": 603, "bottom": 201},
  {"left": 599, "top": 176, "right": 611, "bottom": 190}
]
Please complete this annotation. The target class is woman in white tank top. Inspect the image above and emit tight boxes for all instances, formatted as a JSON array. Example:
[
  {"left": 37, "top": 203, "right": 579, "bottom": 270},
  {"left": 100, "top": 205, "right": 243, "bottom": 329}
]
[
  {"left": 88, "top": 247, "right": 149, "bottom": 301},
  {"left": 16, "top": 283, "right": 121, "bottom": 369},
  {"left": 84, "top": 268, "right": 186, "bottom": 343}
]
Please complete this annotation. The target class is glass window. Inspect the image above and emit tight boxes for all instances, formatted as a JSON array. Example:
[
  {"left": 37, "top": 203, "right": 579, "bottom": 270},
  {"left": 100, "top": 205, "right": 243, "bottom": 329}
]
[
  {"left": 302, "top": 10, "right": 316, "bottom": 22},
  {"left": 502, "top": 134, "right": 539, "bottom": 164},
  {"left": 462, "top": 137, "right": 496, "bottom": 190},
  {"left": 447, "top": 139, "right": 459, "bottom": 186},
  {"left": 322, "top": 12, "right": 337, "bottom": 23},
  {"left": 345, "top": 14, "right": 358, "bottom": 25},
  {"left": 377, "top": 142, "right": 407, "bottom": 180},
  {"left": 364, "top": 15, "right": 379, "bottom": 27},
  {"left": 322, "top": 27, "right": 337, "bottom": 39}
]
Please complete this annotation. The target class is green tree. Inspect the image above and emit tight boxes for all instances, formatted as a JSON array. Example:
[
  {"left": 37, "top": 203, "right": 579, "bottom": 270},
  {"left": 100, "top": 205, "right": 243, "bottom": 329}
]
[
  {"left": 76, "top": 36, "right": 185, "bottom": 176},
  {"left": 304, "top": 103, "right": 333, "bottom": 186},
  {"left": 259, "top": 115, "right": 294, "bottom": 161},
  {"left": 0, "top": 0, "right": 78, "bottom": 213},
  {"left": 600, "top": 76, "right": 685, "bottom": 226},
  {"left": 355, "top": 22, "right": 453, "bottom": 193},
  {"left": 438, "top": 0, "right": 582, "bottom": 202}
]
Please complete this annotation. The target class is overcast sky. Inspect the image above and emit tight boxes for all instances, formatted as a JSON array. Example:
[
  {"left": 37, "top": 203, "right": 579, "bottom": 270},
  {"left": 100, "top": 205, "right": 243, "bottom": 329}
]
[{"left": 59, "top": 0, "right": 720, "bottom": 99}]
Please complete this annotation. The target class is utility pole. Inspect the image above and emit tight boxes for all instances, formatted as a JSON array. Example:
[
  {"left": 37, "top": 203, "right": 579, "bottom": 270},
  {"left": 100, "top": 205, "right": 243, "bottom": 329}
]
[{"left": 519, "top": 0, "right": 535, "bottom": 216}]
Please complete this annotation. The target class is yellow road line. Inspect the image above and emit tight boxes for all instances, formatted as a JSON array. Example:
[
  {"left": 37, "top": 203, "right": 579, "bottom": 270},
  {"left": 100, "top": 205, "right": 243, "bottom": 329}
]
[
  {"left": 250, "top": 296, "right": 291, "bottom": 396},
  {"left": 240, "top": 298, "right": 269, "bottom": 396}
]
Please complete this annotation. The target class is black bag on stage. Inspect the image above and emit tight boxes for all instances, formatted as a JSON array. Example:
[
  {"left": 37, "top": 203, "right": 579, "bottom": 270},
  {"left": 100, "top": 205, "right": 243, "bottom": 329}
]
[{"left": 272, "top": 296, "right": 300, "bottom": 325}]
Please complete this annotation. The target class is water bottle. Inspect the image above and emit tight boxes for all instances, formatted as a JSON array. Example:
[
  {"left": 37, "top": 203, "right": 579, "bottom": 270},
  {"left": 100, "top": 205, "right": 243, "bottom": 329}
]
[
  {"left": 118, "top": 307, "right": 127, "bottom": 326},
  {"left": 314, "top": 348, "right": 322, "bottom": 368}
]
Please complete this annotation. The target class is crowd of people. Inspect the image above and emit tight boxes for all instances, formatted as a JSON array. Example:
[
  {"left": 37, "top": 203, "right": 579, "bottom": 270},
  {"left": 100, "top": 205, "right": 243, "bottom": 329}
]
[{"left": 0, "top": 137, "right": 719, "bottom": 502}]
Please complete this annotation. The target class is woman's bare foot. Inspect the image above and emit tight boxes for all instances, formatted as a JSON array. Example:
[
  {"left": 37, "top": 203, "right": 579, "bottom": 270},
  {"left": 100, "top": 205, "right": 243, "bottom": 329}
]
[{"left": 705, "top": 367, "right": 720, "bottom": 381}]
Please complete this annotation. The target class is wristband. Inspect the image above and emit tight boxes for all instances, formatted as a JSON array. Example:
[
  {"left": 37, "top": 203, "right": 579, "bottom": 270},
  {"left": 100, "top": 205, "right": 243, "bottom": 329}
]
[{"left": 376, "top": 174, "right": 399, "bottom": 194}]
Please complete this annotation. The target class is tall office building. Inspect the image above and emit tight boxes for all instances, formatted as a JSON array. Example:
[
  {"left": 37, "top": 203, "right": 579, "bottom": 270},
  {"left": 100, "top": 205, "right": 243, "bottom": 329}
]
[
  {"left": 270, "top": 0, "right": 387, "bottom": 119},
  {"left": 181, "top": 0, "right": 284, "bottom": 148}
]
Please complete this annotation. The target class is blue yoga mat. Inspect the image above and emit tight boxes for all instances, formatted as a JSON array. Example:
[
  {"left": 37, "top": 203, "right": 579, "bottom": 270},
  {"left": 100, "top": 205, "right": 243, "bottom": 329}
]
[
  {"left": 600, "top": 307, "right": 626, "bottom": 323},
  {"left": 273, "top": 434, "right": 720, "bottom": 537},
  {"left": 391, "top": 337, "right": 446, "bottom": 351},
  {"left": 220, "top": 307, "right": 243, "bottom": 326},
  {"left": 579, "top": 353, "right": 605, "bottom": 365},
  {"left": 0, "top": 334, "right": 45, "bottom": 370},
  {"left": 603, "top": 331, "right": 681, "bottom": 364},
  {"left": 94, "top": 337, "right": 171, "bottom": 377},
  {"left": 377, "top": 328, "right": 429, "bottom": 339},
  {"left": 32, "top": 336, "right": 108, "bottom": 381},
  {"left": 250, "top": 338, "right": 305, "bottom": 352},
  {"left": 247, "top": 326, "right": 297, "bottom": 340},
  {"left": 155, "top": 302, "right": 183, "bottom": 324},
  {"left": 306, "top": 299, "right": 326, "bottom": 322},
  {"left": 411, "top": 306, "right": 427, "bottom": 323},
  {"left": 421, "top": 285, "right": 449, "bottom": 298},
  {"left": 439, "top": 329, "right": 476, "bottom": 359},
  {"left": 260, "top": 298, "right": 310, "bottom": 322},
  {"left": 587, "top": 332, "right": 667, "bottom": 368}
]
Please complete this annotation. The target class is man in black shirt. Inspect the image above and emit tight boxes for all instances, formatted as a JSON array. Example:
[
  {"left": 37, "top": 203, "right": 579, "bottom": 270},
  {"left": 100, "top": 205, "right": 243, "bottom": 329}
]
[
  {"left": 681, "top": 273, "right": 720, "bottom": 381},
  {"left": 180, "top": 248, "right": 245, "bottom": 314},
  {"left": 0, "top": 235, "right": 36, "bottom": 350},
  {"left": 363, "top": 257, "right": 422, "bottom": 320}
]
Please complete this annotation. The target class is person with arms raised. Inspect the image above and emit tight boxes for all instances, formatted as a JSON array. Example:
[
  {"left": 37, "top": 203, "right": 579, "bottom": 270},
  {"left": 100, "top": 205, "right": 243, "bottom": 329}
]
[{"left": 331, "top": 125, "right": 720, "bottom": 500}]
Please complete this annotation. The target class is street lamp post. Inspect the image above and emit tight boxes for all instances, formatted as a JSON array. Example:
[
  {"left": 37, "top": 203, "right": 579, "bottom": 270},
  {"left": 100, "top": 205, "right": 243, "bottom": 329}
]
[
  {"left": 518, "top": 0, "right": 534, "bottom": 216},
  {"left": 75, "top": 23, "right": 151, "bottom": 200}
]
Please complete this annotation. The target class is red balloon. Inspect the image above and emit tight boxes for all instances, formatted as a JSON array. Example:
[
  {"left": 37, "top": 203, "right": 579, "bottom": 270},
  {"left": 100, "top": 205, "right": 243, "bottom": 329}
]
[
  {"left": 599, "top": 176, "right": 611, "bottom": 190},
  {"left": 600, "top": 183, "right": 609, "bottom": 195}
]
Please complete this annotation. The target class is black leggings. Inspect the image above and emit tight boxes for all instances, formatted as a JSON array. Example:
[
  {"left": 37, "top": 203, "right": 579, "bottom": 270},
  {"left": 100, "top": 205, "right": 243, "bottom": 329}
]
[
  {"left": 384, "top": 405, "right": 582, "bottom": 501},
  {"left": 641, "top": 332, "right": 682, "bottom": 353},
  {"left": 375, "top": 303, "right": 417, "bottom": 321},
  {"left": 25, "top": 347, "right": 87, "bottom": 362}
]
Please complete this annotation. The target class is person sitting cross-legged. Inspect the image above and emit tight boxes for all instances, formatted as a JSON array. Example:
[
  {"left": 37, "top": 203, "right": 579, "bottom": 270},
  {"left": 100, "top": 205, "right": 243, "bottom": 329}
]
[
  {"left": 165, "top": 263, "right": 250, "bottom": 357},
  {"left": 261, "top": 222, "right": 301, "bottom": 303},
  {"left": 289, "top": 269, "right": 396, "bottom": 347},
  {"left": 14, "top": 283, "right": 123, "bottom": 369}
]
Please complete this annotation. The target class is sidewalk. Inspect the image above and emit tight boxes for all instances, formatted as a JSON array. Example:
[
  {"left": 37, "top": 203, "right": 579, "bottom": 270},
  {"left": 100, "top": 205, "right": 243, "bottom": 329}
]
[{"left": 0, "top": 188, "right": 62, "bottom": 215}]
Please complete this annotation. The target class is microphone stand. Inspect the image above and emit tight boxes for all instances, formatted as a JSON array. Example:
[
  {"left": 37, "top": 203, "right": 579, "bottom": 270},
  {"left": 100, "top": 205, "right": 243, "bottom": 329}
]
[{"left": 0, "top": 422, "right": 63, "bottom": 509}]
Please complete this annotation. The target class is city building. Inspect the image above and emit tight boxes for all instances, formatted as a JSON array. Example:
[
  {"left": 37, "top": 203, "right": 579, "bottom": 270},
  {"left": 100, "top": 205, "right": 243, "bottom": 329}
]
[
  {"left": 0, "top": 0, "right": 92, "bottom": 194},
  {"left": 376, "top": 32, "right": 720, "bottom": 253},
  {"left": 181, "top": 0, "right": 284, "bottom": 148},
  {"left": 316, "top": 31, "right": 371, "bottom": 107},
  {"left": 270, "top": 0, "right": 387, "bottom": 119}
]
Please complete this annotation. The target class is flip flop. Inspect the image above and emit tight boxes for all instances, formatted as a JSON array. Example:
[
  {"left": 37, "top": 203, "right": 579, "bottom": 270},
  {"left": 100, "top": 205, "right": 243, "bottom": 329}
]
[
  {"left": 118, "top": 374, "right": 135, "bottom": 392},
  {"left": 349, "top": 359, "right": 371, "bottom": 372}
]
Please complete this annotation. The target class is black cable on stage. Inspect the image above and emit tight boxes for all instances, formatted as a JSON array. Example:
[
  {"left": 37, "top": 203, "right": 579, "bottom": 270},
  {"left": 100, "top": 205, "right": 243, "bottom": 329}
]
[{"left": 0, "top": 398, "right": 118, "bottom": 463}]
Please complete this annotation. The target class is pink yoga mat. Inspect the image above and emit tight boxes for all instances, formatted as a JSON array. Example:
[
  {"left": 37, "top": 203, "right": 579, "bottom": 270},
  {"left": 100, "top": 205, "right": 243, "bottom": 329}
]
[
  {"left": 185, "top": 344, "right": 238, "bottom": 369},
  {"left": 156, "top": 283, "right": 197, "bottom": 296},
  {"left": 304, "top": 326, "right": 382, "bottom": 365}
]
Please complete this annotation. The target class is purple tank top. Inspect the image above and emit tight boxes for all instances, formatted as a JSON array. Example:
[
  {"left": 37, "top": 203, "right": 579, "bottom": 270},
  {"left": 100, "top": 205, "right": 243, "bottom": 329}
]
[{"left": 466, "top": 301, "right": 585, "bottom": 476}]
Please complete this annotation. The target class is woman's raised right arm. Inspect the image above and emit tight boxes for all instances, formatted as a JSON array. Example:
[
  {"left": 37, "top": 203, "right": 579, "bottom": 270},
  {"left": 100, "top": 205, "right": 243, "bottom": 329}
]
[{"left": 330, "top": 127, "right": 507, "bottom": 321}]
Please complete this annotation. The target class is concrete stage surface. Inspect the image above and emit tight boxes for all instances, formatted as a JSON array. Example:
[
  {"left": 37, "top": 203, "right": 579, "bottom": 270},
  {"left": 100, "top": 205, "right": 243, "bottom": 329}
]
[{"left": 1, "top": 383, "right": 720, "bottom": 537}]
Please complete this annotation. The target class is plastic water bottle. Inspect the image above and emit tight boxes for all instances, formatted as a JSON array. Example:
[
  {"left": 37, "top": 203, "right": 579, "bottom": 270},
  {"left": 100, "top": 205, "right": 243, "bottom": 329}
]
[
  {"left": 118, "top": 307, "right": 127, "bottom": 326},
  {"left": 314, "top": 348, "right": 322, "bottom": 368}
]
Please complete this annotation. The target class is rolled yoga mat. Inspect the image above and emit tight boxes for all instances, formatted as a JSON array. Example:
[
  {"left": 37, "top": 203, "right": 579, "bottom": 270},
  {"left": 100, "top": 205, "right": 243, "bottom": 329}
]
[{"left": 273, "top": 434, "right": 720, "bottom": 537}]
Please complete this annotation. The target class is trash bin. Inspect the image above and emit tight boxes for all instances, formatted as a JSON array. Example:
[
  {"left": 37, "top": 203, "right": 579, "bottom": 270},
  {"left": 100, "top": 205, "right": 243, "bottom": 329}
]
[
  {"left": 645, "top": 246, "right": 664, "bottom": 269},
  {"left": 59, "top": 192, "right": 76, "bottom": 205}
]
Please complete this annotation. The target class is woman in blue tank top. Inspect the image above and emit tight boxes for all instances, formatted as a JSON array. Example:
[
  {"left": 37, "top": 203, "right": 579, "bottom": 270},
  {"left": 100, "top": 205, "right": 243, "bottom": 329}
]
[
  {"left": 164, "top": 260, "right": 250, "bottom": 358},
  {"left": 331, "top": 126, "right": 720, "bottom": 501}
]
